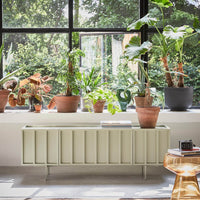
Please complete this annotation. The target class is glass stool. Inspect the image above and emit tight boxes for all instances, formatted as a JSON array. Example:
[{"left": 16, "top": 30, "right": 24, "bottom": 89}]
[{"left": 164, "top": 153, "right": 200, "bottom": 200}]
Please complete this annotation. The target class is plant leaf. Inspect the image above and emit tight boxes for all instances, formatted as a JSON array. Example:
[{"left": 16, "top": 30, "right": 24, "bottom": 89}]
[
  {"left": 193, "top": 17, "right": 200, "bottom": 33},
  {"left": 127, "top": 14, "right": 158, "bottom": 30},
  {"left": 163, "top": 25, "right": 194, "bottom": 40},
  {"left": 150, "top": 0, "right": 173, "bottom": 8},
  {"left": 125, "top": 37, "right": 152, "bottom": 60}
]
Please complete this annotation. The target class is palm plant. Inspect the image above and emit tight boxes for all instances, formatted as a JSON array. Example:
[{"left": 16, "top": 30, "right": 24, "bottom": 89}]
[{"left": 81, "top": 66, "right": 103, "bottom": 96}]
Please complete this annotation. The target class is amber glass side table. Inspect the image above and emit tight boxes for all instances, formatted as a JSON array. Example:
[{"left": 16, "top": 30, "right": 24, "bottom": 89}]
[{"left": 164, "top": 153, "right": 200, "bottom": 200}]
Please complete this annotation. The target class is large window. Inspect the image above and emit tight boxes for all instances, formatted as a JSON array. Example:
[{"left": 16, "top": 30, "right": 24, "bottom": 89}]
[{"left": 1, "top": 0, "right": 200, "bottom": 108}]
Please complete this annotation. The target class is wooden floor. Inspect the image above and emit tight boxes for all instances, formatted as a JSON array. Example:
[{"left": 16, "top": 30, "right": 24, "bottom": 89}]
[{"left": 0, "top": 198, "right": 170, "bottom": 200}]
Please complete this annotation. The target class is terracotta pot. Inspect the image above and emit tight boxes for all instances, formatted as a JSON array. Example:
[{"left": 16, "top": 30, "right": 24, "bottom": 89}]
[
  {"left": 54, "top": 95, "right": 80, "bottom": 113},
  {"left": 34, "top": 104, "right": 42, "bottom": 113},
  {"left": 136, "top": 106, "right": 160, "bottom": 128},
  {"left": 29, "top": 96, "right": 42, "bottom": 112},
  {"left": 134, "top": 96, "right": 153, "bottom": 107},
  {"left": 0, "top": 89, "right": 10, "bottom": 113},
  {"left": 93, "top": 100, "right": 106, "bottom": 113}
]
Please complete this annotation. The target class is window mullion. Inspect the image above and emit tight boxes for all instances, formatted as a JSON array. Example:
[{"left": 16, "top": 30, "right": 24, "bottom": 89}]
[
  {"left": 140, "top": 0, "right": 149, "bottom": 74},
  {"left": 69, "top": 0, "right": 73, "bottom": 51}
]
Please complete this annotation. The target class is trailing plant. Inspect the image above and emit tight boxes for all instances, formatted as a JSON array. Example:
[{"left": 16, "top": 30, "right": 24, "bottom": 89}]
[{"left": 85, "top": 87, "right": 121, "bottom": 115}]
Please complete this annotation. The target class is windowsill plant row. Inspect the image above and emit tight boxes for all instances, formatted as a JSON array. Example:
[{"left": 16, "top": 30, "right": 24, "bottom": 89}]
[{"left": 0, "top": 0, "right": 199, "bottom": 127}]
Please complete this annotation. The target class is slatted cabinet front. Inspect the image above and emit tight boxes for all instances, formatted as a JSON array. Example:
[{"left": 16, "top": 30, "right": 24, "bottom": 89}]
[{"left": 22, "top": 126, "right": 170, "bottom": 166}]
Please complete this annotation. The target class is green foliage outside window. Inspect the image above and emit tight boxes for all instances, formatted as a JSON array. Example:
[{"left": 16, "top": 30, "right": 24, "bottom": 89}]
[{"left": 2, "top": 0, "right": 200, "bottom": 108}]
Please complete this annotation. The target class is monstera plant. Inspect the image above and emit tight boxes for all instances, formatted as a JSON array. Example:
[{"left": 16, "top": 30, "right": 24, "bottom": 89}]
[
  {"left": 125, "top": 36, "right": 160, "bottom": 128},
  {"left": 127, "top": 0, "right": 200, "bottom": 111},
  {"left": 125, "top": 36, "right": 153, "bottom": 107}
]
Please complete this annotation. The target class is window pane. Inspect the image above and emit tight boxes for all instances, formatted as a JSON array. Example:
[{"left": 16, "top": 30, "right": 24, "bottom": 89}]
[
  {"left": 149, "top": 0, "right": 200, "bottom": 28},
  {"left": 80, "top": 33, "right": 139, "bottom": 91},
  {"left": 3, "top": 33, "right": 68, "bottom": 108},
  {"left": 74, "top": 0, "right": 139, "bottom": 28},
  {"left": 148, "top": 33, "right": 200, "bottom": 107},
  {"left": 3, "top": 0, "right": 69, "bottom": 28}
]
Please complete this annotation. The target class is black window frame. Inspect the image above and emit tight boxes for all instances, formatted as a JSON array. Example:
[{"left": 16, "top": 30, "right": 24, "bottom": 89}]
[{"left": 0, "top": 0, "right": 150, "bottom": 79}]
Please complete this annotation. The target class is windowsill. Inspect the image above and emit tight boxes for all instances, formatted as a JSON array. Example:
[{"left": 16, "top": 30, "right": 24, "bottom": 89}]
[{"left": 0, "top": 109, "right": 200, "bottom": 124}]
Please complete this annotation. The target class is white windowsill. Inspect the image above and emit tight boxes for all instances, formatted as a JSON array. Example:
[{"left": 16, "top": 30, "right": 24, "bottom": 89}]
[{"left": 0, "top": 109, "right": 200, "bottom": 124}]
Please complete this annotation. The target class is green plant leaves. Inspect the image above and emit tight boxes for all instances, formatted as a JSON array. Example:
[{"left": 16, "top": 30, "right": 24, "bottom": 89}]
[
  {"left": 193, "top": 17, "right": 200, "bottom": 34},
  {"left": 150, "top": 0, "right": 173, "bottom": 8},
  {"left": 163, "top": 25, "right": 194, "bottom": 40},
  {"left": 125, "top": 36, "right": 152, "bottom": 60},
  {"left": 127, "top": 14, "right": 158, "bottom": 30}
]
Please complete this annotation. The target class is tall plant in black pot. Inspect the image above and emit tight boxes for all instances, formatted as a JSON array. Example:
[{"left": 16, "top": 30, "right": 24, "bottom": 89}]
[{"left": 127, "top": 0, "right": 200, "bottom": 111}]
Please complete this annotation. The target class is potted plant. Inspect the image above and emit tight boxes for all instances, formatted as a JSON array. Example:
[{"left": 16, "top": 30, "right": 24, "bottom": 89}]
[
  {"left": 125, "top": 36, "right": 160, "bottom": 128},
  {"left": 9, "top": 73, "right": 53, "bottom": 112},
  {"left": 125, "top": 36, "right": 154, "bottom": 107},
  {"left": 0, "top": 44, "right": 24, "bottom": 112},
  {"left": 48, "top": 48, "right": 85, "bottom": 112},
  {"left": 85, "top": 87, "right": 121, "bottom": 115},
  {"left": 127, "top": 0, "right": 200, "bottom": 111},
  {"left": 81, "top": 66, "right": 104, "bottom": 112},
  {"left": 34, "top": 103, "right": 42, "bottom": 113}
]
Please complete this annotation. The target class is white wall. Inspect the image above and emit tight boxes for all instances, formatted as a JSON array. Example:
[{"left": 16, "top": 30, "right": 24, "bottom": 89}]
[{"left": 0, "top": 109, "right": 200, "bottom": 166}]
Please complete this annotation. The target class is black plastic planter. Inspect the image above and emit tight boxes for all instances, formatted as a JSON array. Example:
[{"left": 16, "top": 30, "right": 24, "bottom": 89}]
[{"left": 164, "top": 87, "right": 193, "bottom": 111}]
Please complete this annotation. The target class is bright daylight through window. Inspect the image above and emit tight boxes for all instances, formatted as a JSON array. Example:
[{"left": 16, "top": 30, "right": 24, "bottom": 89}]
[{"left": 1, "top": 0, "right": 200, "bottom": 110}]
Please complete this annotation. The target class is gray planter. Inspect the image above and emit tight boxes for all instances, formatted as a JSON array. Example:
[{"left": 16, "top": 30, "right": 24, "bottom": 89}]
[{"left": 164, "top": 87, "right": 193, "bottom": 111}]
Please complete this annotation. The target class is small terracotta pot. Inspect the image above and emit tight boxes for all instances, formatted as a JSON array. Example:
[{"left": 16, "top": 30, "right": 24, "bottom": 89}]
[
  {"left": 54, "top": 95, "right": 80, "bottom": 113},
  {"left": 134, "top": 96, "right": 153, "bottom": 107},
  {"left": 93, "top": 100, "right": 106, "bottom": 113},
  {"left": 0, "top": 89, "right": 10, "bottom": 113},
  {"left": 136, "top": 106, "right": 160, "bottom": 128},
  {"left": 34, "top": 104, "right": 42, "bottom": 113}
]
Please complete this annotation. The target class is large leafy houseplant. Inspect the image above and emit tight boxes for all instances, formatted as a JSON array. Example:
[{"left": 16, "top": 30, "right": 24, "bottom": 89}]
[
  {"left": 127, "top": 0, "right": 200, "bottom": 110},
  {"left": 48, "top": 48, "right": 85, "bottom": 112},
  {"left": 125, "top": 36, "right": 153, "bottom": 107},
  {"left": 125, "top": 36, "right": 160, "bottom": 128}
]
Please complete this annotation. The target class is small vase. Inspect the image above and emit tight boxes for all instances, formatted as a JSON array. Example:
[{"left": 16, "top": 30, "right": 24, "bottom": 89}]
[
  {"left": 34, "top": 104, "right": 42, "bottom": 113},
  {"left": 81, "top": 97, "right": 93, "bottom": 112},
  {"left": 116, "top": 89, "right": 131, "bottom": 112}
]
